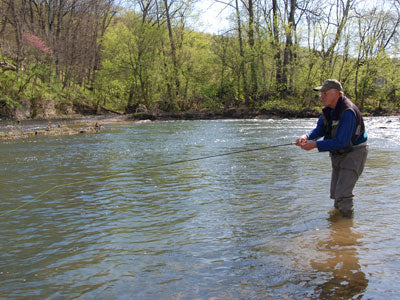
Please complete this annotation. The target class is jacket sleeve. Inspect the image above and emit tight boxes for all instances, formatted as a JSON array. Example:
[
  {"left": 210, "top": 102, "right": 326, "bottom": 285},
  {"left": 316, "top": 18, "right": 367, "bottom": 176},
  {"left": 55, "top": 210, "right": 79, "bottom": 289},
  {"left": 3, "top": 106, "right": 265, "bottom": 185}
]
[{"left": 308, "top": 116, "right": 325, "bottom": 141}]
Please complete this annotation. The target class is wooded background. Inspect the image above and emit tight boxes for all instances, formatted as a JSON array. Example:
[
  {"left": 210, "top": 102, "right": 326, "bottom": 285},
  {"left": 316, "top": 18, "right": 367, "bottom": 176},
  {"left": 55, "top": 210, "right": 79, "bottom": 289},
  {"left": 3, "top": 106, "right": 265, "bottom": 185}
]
[{"left": 1, "top": 0, "right": 399, "bottom": 118}]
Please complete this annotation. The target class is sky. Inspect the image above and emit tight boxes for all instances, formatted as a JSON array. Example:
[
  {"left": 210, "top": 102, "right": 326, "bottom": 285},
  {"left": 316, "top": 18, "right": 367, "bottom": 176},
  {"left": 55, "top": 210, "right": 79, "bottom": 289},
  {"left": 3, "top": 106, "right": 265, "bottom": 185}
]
[
  {"left": 192, "top": 0, "right": 391, "bottom": 34},
  {"left": 123, "top": 0, "right": 233, "bottom": 34},
  {"left": 125, "top": 0, "right": 394, "bottom": 35},
  {"left": 193, "top": 0, "right": 233, "bottom": 34}
]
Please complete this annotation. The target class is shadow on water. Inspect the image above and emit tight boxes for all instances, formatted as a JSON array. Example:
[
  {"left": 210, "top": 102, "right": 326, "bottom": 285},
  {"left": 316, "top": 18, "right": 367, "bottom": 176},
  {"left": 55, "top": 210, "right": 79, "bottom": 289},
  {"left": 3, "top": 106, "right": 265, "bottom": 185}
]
[{"left": 310, "top": 215, "right": 368, "bottom": 299}]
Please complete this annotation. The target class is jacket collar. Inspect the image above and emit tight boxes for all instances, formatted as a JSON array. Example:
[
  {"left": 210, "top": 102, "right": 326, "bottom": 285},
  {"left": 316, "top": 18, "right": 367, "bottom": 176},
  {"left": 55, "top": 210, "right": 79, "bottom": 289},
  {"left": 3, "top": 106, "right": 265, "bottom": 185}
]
[{"left": 323, "top": 96, "right": 345, "bottom": 120}]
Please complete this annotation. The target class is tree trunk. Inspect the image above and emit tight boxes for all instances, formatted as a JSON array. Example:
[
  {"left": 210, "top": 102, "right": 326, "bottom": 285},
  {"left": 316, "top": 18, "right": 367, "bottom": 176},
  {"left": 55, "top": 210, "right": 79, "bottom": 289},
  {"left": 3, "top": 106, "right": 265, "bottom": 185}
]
[
  {"left": 163, "top": 0, "right": 180, "bottom": 104},
  {"left": 282, "top": 0, "right": 296, "bottom": 98},
  {"left": 272, "top": 0, "right": 283, "bottom": 96},
  {"left": 235, "top": 0, "right": 248, "bottom": 104},
  {"left": 247, "top": 0, "right": 258, "bottom": 104}
]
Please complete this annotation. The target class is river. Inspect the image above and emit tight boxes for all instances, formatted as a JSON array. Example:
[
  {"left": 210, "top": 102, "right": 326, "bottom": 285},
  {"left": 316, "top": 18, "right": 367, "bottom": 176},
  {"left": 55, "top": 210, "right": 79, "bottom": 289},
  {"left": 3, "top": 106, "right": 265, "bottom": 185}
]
[{"left": 1, "top": 117, "right": 400, "bottom": 299}]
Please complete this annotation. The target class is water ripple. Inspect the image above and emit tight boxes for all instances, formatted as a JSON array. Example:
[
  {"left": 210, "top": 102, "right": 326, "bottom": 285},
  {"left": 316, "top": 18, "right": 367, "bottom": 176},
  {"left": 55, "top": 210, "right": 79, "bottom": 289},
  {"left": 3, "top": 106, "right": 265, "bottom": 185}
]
[{"left": 1, "top": 117, "right": 400, "bottom": 298}]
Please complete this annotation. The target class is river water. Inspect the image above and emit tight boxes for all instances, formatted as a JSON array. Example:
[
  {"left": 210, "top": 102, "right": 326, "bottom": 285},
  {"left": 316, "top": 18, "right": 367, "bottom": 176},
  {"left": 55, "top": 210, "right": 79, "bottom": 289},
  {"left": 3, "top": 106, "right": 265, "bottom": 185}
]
[{"left": 1, "top": 117, "right": 400, "bottom": 299}]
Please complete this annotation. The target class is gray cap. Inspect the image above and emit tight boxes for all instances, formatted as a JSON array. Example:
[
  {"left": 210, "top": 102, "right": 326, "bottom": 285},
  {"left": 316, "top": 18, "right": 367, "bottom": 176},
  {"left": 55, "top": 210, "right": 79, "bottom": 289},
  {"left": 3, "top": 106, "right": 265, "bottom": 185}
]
[{"left": 313, "top": 79, "right": 343, "bottom": 92}]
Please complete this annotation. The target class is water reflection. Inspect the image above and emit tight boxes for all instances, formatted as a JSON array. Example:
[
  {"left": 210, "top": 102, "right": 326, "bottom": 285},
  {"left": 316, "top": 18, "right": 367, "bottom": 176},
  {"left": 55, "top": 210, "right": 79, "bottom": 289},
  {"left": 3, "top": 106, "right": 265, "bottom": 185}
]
[{"left": 311, "top": 215, "right": 368, "bottom": 299}]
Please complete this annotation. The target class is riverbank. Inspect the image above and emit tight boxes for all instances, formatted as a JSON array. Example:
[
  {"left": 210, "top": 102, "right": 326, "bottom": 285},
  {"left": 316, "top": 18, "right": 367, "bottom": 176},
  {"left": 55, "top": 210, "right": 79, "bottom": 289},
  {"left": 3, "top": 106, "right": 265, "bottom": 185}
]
[
  {"left": 1, "top": 107, "right": 399, "bottom": 140},
  {"left": 0, "top": 119, "right": 104, "bottom": 140},
  {"left": 0, "top": 114, "right": 152, "bottom": 140}
]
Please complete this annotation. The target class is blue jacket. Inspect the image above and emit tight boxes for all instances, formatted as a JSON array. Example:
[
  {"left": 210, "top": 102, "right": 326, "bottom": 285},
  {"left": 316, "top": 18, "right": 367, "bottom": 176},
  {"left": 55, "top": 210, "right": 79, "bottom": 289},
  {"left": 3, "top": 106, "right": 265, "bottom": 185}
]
[{"left": 308, "top": 97, "right": 367, "bottom": 153}]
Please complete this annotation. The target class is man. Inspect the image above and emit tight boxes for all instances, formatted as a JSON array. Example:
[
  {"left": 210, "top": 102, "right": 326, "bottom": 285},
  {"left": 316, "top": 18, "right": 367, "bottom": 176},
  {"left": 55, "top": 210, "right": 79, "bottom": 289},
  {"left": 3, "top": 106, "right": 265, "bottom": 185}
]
[{"left": 296, "top": 79, "right": 368, "bottom": 218}]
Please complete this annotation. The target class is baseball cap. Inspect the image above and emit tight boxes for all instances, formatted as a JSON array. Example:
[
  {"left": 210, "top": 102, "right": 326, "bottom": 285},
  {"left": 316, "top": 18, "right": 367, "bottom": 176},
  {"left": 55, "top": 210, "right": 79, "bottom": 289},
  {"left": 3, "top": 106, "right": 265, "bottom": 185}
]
[{"left": 313, "top": 79, "right": 343, "bottom": 92}]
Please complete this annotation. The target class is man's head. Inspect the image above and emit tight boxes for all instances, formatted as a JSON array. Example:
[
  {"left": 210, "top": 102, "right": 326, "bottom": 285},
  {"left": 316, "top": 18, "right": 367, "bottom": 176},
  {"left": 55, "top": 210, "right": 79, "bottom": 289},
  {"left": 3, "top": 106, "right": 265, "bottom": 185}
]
[{"left": 313, "top": 79, "right": 343, "bottom": 108}]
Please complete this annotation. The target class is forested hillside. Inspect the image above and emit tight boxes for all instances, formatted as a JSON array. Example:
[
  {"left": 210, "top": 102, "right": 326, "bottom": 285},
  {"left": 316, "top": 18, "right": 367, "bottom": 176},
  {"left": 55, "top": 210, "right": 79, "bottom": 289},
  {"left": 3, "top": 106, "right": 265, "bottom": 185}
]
[{"left": 1, "top": 0, "right": 399, "bottom": 119}]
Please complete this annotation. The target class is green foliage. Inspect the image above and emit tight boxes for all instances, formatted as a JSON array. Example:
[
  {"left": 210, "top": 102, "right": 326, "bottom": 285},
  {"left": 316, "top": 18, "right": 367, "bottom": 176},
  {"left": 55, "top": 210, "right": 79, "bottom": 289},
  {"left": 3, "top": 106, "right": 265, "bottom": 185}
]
[
  {"left": 0, "top": 94, "right": 19, "bottom": 109},
  {"left": 99, "top": 12, "right": 165, "bottom": 110},
  {"left": 1, "top": 5, "right": 400, "bottom": 119},
  {"left": 261, "top": 98, "right": 304, "bottom": 112}
]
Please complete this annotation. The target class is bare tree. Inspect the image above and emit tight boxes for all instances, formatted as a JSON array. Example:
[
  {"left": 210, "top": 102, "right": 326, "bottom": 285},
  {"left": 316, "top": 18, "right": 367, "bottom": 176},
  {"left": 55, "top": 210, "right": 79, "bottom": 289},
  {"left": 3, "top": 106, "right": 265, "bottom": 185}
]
[
  {"left": 1, "top": 0, "right": 25, "bottom": 69},
  {"left": 315, "top": 0, "right": 355, "bottom": 79},
  {"left": 354, "top": 3, "right": 400, "bottom": 107}
]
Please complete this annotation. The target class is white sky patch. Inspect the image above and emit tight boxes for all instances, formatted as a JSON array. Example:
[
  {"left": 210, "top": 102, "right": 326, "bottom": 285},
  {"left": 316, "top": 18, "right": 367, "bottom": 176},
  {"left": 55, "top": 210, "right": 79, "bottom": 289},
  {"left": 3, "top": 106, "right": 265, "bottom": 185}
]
[{"left": 194, "top": 0, "right": 233, "bottom": 34}]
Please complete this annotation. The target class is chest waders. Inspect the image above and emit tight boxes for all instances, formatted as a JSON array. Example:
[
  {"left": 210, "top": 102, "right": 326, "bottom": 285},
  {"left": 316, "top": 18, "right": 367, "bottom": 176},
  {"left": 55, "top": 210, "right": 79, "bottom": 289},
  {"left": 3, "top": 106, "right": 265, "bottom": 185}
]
[{"left": 321, "top": 96, "right": 368, "bottom": 218}]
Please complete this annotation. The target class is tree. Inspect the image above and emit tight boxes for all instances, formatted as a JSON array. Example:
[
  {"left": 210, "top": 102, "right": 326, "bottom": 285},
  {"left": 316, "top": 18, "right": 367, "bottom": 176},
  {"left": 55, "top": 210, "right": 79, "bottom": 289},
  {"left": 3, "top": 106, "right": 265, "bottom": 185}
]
[
  {"left": 317, "top": 0, "right": 354, "bottom": 79},
  {"left": 354, "top": 4, "right": 400, "bottom": 108},
  {"left": 101, "top": 10, "right": 163, "bottom": 112}
]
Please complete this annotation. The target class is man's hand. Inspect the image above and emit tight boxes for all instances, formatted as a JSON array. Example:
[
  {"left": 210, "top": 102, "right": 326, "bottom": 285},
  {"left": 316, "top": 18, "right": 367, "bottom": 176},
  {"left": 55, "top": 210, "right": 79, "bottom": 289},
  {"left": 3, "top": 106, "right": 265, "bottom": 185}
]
[
  {"left": 295, "top": 135, "right": 308, "bottom": 146},
  {"left": 301, "top": 141, "right": 317, "bottom": 151}
]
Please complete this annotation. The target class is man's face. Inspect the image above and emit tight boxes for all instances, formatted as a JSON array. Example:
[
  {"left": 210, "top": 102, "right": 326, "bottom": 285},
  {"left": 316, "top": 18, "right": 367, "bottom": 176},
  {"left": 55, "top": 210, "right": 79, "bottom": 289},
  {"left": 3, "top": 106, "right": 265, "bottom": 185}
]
[{"left": 321, "top": 89, "right": 339, "bottom": 108}]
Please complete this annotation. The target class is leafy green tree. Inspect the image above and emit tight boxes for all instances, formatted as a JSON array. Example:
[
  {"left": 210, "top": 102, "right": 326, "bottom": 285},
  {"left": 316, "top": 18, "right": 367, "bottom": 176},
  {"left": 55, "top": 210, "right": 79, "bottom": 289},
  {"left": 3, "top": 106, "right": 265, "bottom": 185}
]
[{"left": 100, "top": 11, "right": 163, "bottom": 112}]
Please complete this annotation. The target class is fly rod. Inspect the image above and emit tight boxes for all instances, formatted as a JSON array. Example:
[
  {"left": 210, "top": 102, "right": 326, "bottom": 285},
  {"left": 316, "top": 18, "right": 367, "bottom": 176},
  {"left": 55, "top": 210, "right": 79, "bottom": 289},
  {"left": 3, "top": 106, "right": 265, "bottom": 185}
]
[{"left": 1, "top": 141, "right": 296, "bottom": 217}]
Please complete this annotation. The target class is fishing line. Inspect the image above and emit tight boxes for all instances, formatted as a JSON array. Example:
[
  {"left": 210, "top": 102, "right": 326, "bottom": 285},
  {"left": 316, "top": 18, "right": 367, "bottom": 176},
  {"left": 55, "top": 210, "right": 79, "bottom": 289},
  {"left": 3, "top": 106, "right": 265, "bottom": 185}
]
[{"left": 1, "top": 142, "right": 295, "bottom": 217}]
